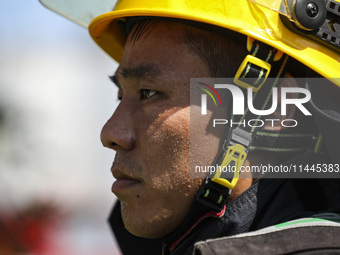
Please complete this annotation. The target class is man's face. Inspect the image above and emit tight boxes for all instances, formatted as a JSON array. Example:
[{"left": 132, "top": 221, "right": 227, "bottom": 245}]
[{"left": 101, "top": 21, "right": 223, "bottom": 238}]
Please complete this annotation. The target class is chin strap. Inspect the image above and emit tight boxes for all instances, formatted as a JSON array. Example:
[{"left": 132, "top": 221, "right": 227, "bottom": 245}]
[
  {"left": 196, "top": 38, "right": 318, "bottom": 212},
  {"left": 196, "top": 127, "right": 251, "bottom": 212}
]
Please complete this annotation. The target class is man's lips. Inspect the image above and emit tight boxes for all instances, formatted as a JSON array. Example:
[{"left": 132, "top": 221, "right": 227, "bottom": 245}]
[
  {"left": 111, "top": 168, "right": 142, "bottom": 192},
  {"left": 112, "top": 178, "right": 141, "bottom": 192}
]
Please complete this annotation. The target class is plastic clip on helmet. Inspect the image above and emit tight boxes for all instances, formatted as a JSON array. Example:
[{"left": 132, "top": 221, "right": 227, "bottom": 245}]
[{"left": 89, "top": 0, "right": 340, "bottom": 212}]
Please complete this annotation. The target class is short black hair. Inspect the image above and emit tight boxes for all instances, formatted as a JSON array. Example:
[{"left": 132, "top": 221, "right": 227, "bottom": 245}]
[
  {"left": 121, "top": 17, "right": 248, "bottom": 77},
  {"left": 183, "top": 27, "right": 248, "bottom": 77},
  {"left": 122, "top": 17, "right": 308, "bottom": 78}
]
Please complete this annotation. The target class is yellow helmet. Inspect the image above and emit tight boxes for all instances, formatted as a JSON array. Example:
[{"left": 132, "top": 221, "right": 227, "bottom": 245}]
[{"left": 88, "top": 0, "right": 340, "bottom": 86}]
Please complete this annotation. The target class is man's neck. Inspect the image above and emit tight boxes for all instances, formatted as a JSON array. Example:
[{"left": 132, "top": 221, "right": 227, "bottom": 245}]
[{"left": 229, "top": 151, "right": 284, "bottom": 200}]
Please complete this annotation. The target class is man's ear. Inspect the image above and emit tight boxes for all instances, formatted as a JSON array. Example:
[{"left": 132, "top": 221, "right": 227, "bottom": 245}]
[{"left": 263, "top": 73, "right": 298, "bottom": 131}]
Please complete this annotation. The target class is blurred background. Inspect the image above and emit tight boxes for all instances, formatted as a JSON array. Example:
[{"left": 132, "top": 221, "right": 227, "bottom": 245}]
[{"left": 0, "top": 1, "right": 120, "bottom": 254}]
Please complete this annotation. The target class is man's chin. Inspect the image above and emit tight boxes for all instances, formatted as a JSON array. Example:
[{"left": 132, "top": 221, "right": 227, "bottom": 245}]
[{"left": 120, "top": 202, "right": 179, "bottom": 239}]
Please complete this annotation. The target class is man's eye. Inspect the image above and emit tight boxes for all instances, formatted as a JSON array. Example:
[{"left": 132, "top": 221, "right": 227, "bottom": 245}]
[{"left": 140, "top": 89, "right": 157, "bottom": 100}]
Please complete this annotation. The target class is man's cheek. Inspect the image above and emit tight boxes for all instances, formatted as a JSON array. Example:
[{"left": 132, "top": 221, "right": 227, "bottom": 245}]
[
  {"left": 149, "top": 127, "right": 190, "bottom": 172},
  {"left": 146, "top": 109, "right": 190, "bottom": 159}
]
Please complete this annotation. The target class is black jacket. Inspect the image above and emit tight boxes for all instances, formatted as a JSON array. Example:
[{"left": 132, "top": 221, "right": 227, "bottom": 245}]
[{"left": 109, "top": 150, "right": 340, "bottom": 254}]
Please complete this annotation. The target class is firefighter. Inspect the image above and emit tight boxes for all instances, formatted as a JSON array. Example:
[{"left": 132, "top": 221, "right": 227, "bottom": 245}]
[{"left": 44, "top": 0, "right": 340, "bottom": 254}]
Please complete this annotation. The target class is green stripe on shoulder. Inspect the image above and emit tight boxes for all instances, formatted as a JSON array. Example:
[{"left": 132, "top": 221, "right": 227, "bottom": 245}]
[
  {"left": 275, "top": 213, "right": 340, "bottom": 228},
  {"left": 275, "top": 218, "right": 327, "bottom": 228}
]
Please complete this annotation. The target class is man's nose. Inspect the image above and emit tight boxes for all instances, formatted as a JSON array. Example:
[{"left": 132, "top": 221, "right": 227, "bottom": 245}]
[{"left": 100, "top": 101, "right": 136, "bottom": 151}]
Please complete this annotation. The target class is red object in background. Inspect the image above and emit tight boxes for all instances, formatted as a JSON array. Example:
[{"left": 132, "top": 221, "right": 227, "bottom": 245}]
[{"left": 0, "top": 202, "right": 64, "bottom": 255}]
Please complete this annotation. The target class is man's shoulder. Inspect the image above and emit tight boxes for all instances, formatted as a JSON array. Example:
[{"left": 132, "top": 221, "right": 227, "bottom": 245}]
[{"left": 193, "top": 213, "right": 340, "bottom": 255}]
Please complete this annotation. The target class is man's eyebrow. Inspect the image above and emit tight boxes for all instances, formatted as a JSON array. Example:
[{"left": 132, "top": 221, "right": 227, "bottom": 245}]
[
  {"left": 109, "top": 64, "right": 161, "bottom": 88},
  {"left": 119, "top": 64, "right": 161, "bottom": 79}
]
